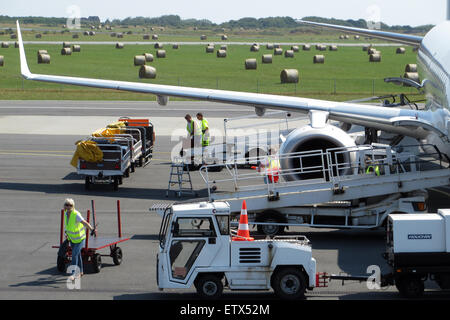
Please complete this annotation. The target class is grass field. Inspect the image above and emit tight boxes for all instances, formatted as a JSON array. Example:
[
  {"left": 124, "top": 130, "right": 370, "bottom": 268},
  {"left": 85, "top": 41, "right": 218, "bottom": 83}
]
[{"left": 0, "top": 41, "right": 421, "bottom": 101}]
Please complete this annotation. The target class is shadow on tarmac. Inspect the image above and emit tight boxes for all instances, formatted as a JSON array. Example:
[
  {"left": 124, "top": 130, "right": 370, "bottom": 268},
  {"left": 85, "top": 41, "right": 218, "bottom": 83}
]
[{"left": 0, "top": 181, "right": 209, "bottom": 200}]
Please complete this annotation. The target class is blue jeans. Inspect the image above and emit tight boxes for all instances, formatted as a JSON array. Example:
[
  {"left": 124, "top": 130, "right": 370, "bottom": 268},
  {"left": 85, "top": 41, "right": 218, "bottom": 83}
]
[{"left": 70, "top": 240, "right": 85, "bottom": 275}]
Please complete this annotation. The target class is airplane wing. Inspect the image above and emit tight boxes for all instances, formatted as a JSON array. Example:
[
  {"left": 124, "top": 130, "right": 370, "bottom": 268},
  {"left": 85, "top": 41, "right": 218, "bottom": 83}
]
[
  {"left": 298, "top": 20, "right": 423, "bottom": 46},
  {"left": 16, "top": 21, "right": 440, "bottom": 139}
]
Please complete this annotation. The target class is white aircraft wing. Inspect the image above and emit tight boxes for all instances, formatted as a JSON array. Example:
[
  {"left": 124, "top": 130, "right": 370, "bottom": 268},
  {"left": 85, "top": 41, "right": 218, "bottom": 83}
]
[
  {"left": 298, "top": 20, "right": 423, "bottom": 46},
  {"left": 16, "top": 21, "right": 439, "bottom": 138}
]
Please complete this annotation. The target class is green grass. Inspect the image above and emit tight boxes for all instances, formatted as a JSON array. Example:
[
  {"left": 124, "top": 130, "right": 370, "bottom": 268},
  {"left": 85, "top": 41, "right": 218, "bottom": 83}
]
[{"left": 0, "top": 42, "right": 421, "bottom": 101}]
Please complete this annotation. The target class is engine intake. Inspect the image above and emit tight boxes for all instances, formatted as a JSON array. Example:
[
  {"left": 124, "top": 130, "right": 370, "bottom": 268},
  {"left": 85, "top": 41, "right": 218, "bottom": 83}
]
[{"left": 279, "top": 124, "right": 356, "bottom": 181}]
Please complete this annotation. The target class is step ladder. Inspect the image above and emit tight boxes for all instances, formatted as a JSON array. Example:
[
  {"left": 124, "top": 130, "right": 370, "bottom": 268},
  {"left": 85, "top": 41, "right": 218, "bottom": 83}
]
[{"left": 166, "top": 158, "right": 196, "bottom": 198}]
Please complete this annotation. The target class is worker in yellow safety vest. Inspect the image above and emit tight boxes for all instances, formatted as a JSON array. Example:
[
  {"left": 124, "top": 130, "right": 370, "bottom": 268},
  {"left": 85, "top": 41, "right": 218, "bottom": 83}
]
[
  {"left": 184, "top": 114, "right": 202, "bottom": 163},
  {"left": 364, "top": 156, "right": 381, "bottom": 176},
  {"left": 196, "top": 113, "right": 210, "bottom": 147},
  {"left": 60, "top": 198, "right": 94, "bottom": 281},
  {"left": 260, "top": 148, "right": 280, "bottom": 183}
]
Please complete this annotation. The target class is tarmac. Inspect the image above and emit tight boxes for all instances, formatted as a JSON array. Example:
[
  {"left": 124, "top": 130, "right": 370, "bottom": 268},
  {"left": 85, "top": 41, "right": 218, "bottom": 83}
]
[{"left": 0, "top": 100, "right": 449, "bottom": 300}]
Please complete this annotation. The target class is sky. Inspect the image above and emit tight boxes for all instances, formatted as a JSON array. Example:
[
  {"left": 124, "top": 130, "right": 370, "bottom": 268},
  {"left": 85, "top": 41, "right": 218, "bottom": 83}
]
[{"left": 2, "top": 0, "right": 448, "bottom": 27}]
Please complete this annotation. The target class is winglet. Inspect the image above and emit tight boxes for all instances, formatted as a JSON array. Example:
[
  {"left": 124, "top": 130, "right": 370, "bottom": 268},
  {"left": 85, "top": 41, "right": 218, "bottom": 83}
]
[{"left": 16, "top": 20, "right": 33, "bottom": 79}]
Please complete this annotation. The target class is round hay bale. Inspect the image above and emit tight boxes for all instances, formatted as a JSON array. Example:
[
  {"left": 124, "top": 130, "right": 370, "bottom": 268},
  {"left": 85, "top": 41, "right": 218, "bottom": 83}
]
[
  {"left": 329, "top": 45, "right": 338, "bottom": 51},
  {"left": 172, "top": 44, "right": 179, "bottom": 49},
  {"left": 156, "top": 50, "right": 166, "bottom": 58},
  {"left": 72, "top": 45, "right": 81, "bottom": 52},
  {"left": 302, "top": 44, "right": 311, "bottom": 51},
  {"left": 405, "top": 64, "right": 417, "bottom": 72},
  {"left": 134, "top": 55, "right": 146, "bottom": 66},
  {"left": 206, "top": 45, "right": 214, "bottom": 53},
  {"left": 117, "top": 33, "right": 124, "bottom": 38},
  {"left": 262, "top": 54, "right": 273, "bottom": 64},
  {"left": 266, "top": 43, "right": 274, "bottom": 50},
  {"left": 404, "top": 72, "right": 420, "bottom": 83},
  {"left": 313, "top": 55, "right": 325, "bottom": 64},
  {"left": 291, "top": 45, "right": 299, "bottom": 52},
  {"left": 37, "top": 53, "right": 50, "bottom": 64},
  {"left": 280, "top": 69, "right": 299, "bottom": 83},
  {"left": 200, "top": 35, "right": 207, "bottom": 40},
  {"left": 143, "top": 53, "right": 154, "bottom": 62},
  {"left": 154, "top": 42, "right": 163, "bottom": 49},
  {"left": 72, "top": 34, "right": 79, "bottom": 39},
  {"left": 1, "top": 42, "right": 10, "bottom": 48},
  {"left": 0, "top": 55, "right": 4, "bottom": 67},
  {"left": 152, "top": 34, "right": 158, "bottom": 40},
  {"left": 368, "top": 48, "right": 377, "bottom": 55},
  {"left": 221, "top": 35, "right": 228, "bottom": 40},
  {"left": 89, "top": 31, "right": 95, "bottom": 36},
  {"left": 250, "top": 44, "right": 260, "bottom": 52},
  {"left": 284, "top": 50, "right": 294, "bottom": 58},
  {"left": 344, "top": 35, "right": 349, "bottom": 39},
  {"left": 369, "top": 53, "right": 381, "bottom": 62},
  {"left": 319, "top": 45, "right": 327, "bottom": 51},
  {"left": 339, "top": 35, "right": 345, "bottom": 40},
  {"left": 245, "top": 58, "right": 257, "bottom": 70},
  {"left": 35, "top": 34, "right": 42, "bottom": 39},
  {"left": 37, "top": 50, "right": 48, "bottom": 57},
  {"left": 61, "top": 47, "right": 72, "bottom": 55},
  {"left": 362, "top": 45, "right": 370, "bottom": 51},
  {"left": 217, "top": 49, "right": 227, "bottom": 58},
  {"left": 143, "top": 34, "right": 150, "bottom": 40},
  {"left": 83, "top": 31, "right": 89, "bottom": 36},
  {"left": 10, "top": 34, "right": 17, "bottom": 39},
  {"left": 115, "top": 42, "right": 124, "bottom": 49},
  {"left": 220, "top": 44, "right": 227, "bottom": 50},
  {"left": 63, "top": 42, "right": 71, "bottom": 48},
  {"left": 139, "top": 65, "right": 156, "bottom": 79},
  {"left": 111, "top": 32, "right": 117, "bottom": 37},
  {"left": 354, "top": 35, "right": 360, "bottom": 40},
  {"left": 396, "top": 47, "right": 406, "bottom": 54},
  {"left": 274, "top": 48, "right": 283, "bottom": 55}
]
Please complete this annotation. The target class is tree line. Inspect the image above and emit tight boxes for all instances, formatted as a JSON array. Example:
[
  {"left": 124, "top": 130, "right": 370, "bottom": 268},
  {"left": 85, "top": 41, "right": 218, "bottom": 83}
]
[{"left": 0, "top": 14, "right": 433, "bottom": 33}]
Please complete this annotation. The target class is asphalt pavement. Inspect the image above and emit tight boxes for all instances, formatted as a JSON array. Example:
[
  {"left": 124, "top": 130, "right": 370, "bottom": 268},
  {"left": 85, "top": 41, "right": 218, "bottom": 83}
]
[{"left": 0, "top": 100, "right": 449, "bottom": 301}]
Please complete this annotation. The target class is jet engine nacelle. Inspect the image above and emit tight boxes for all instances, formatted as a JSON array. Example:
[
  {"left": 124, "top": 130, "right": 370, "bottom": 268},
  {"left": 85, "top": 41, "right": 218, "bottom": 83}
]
[{"left": 279, "top": 124, "right": 357, "bottom": 181}]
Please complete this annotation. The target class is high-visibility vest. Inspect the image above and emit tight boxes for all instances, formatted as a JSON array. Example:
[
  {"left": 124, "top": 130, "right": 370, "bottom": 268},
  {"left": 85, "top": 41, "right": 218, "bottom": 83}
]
[
  {"left": 366, "top": 165, "right": 380, "bottom": 176},
  {"left": 267, "top": 156, "right": 280, "bottom": 183},
  {"left": 186, "top": 120, "right": 202, "bottom": 136},
  {"left": 200, "top": 118, "right": 210, "bottom": 146},
  {"left": 64, "top": 209, "right": 86, "bottom": 244}
]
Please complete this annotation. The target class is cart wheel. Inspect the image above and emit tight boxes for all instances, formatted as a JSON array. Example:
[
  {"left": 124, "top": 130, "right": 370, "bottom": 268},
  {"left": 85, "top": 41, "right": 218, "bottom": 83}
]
[
  {"left": 272, "top": 267, "right": 307, "bottom": 300},
  {"left": 124, "top": 168, "right": 130, "bottom": 178},
  {"left": 92, "top": 253, "right": 102, "bottom": 273},
  {"left": 84, "top": 177, "right": 91, "bottom": 191},
  {"left": 397, "top": 276, "right": 424, "bottom": 298},
  {"left": 113, "top": 178, "right": 119, "bottom": 191},
  {"left": 57, "top": 255, "right": 66, "bottom": 272},
  {"left": 194, "top": 274, "right": 223, "bottom": 299},
  {"left": 112, "top": 247, "right": 123, "bottom": 265}
]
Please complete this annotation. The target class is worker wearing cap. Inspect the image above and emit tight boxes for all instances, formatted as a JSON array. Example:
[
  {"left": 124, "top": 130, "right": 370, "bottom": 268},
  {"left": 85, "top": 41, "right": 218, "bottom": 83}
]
[
  {"left": 196, "top": 113, "right": 210, "bottom": 147},
  {"left": 60, "top": 198, "right": 94, "bottom": 280}
]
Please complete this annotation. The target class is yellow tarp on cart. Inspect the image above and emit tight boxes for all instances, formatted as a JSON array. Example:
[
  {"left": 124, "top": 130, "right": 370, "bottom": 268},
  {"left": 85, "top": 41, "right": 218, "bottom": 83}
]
[{"left": 70, "top": 140, "right": 104, "bottom": 168}]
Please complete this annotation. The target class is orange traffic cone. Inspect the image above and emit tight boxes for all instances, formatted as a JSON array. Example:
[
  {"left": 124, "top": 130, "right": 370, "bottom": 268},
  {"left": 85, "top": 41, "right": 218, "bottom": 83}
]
[{"left": 232, "top": 200, "right": 254, "bottom": 241}]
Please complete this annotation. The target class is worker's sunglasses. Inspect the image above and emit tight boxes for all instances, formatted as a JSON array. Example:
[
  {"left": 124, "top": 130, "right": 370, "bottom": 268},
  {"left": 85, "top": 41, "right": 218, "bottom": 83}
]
[{"left": 64, "top": 204, "right": 73, "bottom": 207}]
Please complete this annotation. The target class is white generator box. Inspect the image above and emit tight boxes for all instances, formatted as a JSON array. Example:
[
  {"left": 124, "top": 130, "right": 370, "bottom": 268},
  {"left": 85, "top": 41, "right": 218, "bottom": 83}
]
[{"left": 389, "top": 209, "right": 450, "bottom": 253}]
